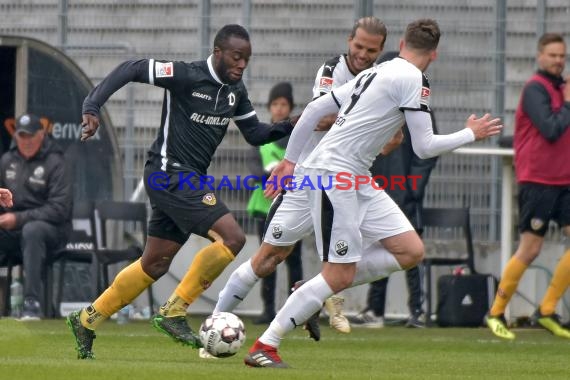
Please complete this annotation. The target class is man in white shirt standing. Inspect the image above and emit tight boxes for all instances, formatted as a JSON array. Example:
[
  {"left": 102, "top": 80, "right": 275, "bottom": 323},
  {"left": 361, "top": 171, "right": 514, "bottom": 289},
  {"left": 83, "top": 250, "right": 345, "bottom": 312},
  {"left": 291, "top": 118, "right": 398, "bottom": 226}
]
[{"left": 244, "top": 18, "right": 502, "bottom": 368}]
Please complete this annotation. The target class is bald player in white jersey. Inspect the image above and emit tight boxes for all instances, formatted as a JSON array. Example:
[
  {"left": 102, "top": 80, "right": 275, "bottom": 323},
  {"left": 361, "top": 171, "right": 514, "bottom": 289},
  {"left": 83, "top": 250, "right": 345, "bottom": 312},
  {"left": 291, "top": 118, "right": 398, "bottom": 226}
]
[{"left": 243, "top": 18, "right": 503, "bottom": 368}]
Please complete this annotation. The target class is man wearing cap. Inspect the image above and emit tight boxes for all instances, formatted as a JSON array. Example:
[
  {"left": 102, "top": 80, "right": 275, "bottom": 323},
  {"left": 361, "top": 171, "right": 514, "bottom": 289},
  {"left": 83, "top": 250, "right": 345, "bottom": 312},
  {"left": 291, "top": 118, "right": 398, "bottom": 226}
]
[{"left": 0, "top": 113, "right": 72, "bottom": 320}]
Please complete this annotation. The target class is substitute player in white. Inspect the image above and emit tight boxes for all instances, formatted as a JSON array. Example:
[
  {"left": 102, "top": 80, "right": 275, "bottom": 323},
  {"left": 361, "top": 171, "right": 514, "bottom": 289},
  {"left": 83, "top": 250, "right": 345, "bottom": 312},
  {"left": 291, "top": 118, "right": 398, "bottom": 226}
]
[{"left": 243, "top": 18, "right": 503, "bottom": 368}]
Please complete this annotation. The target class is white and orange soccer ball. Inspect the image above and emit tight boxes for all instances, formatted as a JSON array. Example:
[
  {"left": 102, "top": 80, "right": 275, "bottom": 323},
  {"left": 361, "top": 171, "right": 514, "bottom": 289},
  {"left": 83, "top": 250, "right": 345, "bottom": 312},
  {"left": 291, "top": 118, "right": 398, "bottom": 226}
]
[{"left": 199, "top": 312, "right": 246, "bottom": 357}]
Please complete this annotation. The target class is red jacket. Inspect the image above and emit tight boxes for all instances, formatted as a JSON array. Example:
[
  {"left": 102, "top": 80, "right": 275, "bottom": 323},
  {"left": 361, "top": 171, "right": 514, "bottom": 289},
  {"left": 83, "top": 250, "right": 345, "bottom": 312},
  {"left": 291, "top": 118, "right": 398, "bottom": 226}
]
[{"left": 514, "top": 72, "right": 570, "bottom": 185}]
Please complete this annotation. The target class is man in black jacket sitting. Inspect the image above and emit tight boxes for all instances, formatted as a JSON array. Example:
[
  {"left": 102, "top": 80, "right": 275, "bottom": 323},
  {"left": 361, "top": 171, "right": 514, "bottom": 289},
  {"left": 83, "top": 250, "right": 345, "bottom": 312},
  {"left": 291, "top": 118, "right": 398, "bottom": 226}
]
[{"left": 0, "top": 113, "right": 72, "bottom": 320}]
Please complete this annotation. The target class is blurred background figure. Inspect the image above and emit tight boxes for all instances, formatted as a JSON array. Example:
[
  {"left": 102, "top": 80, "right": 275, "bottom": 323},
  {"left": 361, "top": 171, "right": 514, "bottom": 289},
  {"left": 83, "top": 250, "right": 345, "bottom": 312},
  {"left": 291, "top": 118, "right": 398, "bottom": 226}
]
[{"left": 247, "top": 82, "right": 303, "bottom": 324}]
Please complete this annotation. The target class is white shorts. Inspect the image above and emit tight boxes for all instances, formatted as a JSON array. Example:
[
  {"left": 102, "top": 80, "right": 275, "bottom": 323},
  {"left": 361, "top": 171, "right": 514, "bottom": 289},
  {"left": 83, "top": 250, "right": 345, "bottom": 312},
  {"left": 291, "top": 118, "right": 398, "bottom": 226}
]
[
  {"left": 263, "top": 168, "right": 314, "bottom": 246},
  {"left": 305, "top": 168, "right": 413, "bottom": 263}
]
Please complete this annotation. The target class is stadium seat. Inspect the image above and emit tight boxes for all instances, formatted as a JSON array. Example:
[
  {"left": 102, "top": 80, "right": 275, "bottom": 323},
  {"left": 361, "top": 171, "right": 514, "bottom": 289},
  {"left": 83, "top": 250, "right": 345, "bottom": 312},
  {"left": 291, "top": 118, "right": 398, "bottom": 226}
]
[
  {"left": 94, "top": 200, "right": 154, "bottom": 312},
  {"left": 0, "top": 202, "right": 97, "bottom": 318},
  {"left": 421, "top": 207, "right": 476, "bottom": 325},
  {"left": 45, "top": 201, "right": 98, "bottom": 318}
]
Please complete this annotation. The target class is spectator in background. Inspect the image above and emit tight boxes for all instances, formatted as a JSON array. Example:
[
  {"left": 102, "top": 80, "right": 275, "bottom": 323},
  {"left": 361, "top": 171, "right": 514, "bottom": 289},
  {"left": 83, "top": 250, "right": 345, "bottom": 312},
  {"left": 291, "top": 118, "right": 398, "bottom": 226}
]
[
  {"left": 0, "top": 113, "right": 72, "bottom": 320},
  {"left": 247, "top": 82, "right": 303, "bottom": 325},
  {"left": 348, "top": 51, "right": 438, "bottom": 329},
  {"left": 486, "top": 33, "right": 570, "bottom": 340}
]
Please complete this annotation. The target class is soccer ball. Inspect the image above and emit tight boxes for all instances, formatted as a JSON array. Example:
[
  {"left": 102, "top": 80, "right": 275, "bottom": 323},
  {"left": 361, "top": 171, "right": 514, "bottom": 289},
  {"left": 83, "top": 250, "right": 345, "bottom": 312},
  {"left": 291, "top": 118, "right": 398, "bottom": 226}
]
[{"left": 199, "top": 312, "right": 246, "bottom": 357}]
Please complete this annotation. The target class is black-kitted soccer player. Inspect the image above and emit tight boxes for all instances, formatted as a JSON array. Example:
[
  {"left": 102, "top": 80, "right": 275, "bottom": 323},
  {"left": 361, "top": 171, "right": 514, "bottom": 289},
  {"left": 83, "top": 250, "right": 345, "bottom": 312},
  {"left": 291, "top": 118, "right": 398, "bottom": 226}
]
[{"left": 67, "top": 24, "right": 296, "bottom": 360}]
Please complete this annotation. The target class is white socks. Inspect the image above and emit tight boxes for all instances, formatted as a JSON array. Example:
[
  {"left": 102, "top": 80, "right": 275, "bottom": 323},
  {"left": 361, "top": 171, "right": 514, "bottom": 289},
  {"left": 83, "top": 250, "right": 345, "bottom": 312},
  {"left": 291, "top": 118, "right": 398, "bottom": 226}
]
[
  {"left": 351, "top": 244, "right": 402, "bottom": 287},
  {"left": 214, "top": 259, "right": 259, "bottom": 313},
  {"left": 259, "top": 273, "right": 333, "bottom": 347}
]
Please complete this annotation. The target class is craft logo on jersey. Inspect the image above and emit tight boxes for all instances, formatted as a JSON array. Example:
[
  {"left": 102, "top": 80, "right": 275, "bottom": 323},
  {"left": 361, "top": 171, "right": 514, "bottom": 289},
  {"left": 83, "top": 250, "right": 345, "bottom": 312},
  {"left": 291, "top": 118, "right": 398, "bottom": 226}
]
[
  {"left": 319, "top": 77, "right": 333, "bottom": 93},
  {"left": 192, "top": 91, "right": 212, "bottom": 101},
  {"left": 272, "top": 224, "right": 282, "bottom": 239},
  {"left": 202, "top": 193, "right": 216, "bottom": 206},
  {"left": 335, "top": 240, "right": 348, "bottom": 256},
  {"left": 155, "top": 62, "right": 173, "bottom": 78}
]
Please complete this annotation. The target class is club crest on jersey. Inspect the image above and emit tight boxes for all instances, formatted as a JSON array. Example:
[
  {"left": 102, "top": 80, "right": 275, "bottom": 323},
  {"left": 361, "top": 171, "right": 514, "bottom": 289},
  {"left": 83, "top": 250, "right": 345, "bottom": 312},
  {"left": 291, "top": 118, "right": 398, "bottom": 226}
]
[
  {"left": 319, "top": 77, "right": 333, "bottom": 93},
  {"left": 155, "top": 62, "right": 173, "bottom": 78},
  {"left": 335, "top": 240, "right": 348, "bottom": 256},
  {"left": 530, "top": 218, "right": 544, "bottom": 231},
  {"left": 272, "top": 225, "right": 283, "bottom": 239},
  {"left": 202, "top": 193, "right": 216, "bottom": 206}
]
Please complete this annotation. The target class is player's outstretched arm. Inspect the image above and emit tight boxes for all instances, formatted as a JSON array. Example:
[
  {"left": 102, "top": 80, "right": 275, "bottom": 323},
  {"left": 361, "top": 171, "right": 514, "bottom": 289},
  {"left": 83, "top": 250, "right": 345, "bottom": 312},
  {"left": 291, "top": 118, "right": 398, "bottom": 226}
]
[
  {"left": 380, "top": 127, "right": 404, "bottom": 156},
  {"left": 81, "top": 59, "right": 150, "bottom": 141},
  {"left": 263, "top": 159, "right": 296, "bottom": 199},
  {"left": 81, "top": 113, "right": 100, "bottom": 141},
  {"left": 406, "top": 110, "right": 502, "bottom": 159},
  {"left": 465, "top": 113, "right": 503, "bottom": 140},
  {"left": 283, "top": 93, "right": 341, "bottom": 165}
]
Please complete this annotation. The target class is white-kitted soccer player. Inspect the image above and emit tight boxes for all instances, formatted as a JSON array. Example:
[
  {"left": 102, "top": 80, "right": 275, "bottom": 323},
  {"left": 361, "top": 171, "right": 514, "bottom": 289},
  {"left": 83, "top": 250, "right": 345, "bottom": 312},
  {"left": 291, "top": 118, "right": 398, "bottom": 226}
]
[
  {"left": 213, "top": 16, "right": 388, "bottom": 342},
  {"left": 243, "top": 18, "right": 503, "bottom": 368}
]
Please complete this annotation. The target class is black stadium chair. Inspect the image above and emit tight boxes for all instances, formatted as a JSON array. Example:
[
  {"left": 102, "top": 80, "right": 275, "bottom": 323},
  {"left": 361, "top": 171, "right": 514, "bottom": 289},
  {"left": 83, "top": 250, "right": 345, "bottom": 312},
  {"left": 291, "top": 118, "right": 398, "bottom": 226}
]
[
  {"left": 1, "top": 201, "right": 97, "bottom": 318},
  {"left": 421, "top": 207, "right": 476, "bottom": 324},
  {"left": 45, "top": 201, "right": 98, "bottom": 318},
  {"left": 94, "top": 200, "right": 154, "bottom": 312}
]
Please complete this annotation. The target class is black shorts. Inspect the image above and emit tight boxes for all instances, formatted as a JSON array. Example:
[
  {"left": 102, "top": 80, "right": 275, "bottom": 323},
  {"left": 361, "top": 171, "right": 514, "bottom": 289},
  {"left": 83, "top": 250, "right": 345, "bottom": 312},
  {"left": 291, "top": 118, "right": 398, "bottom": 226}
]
[
  {"left": 144, "top": 162, "right": 230, "bottom": 244},
  {"left": 518, "top": 182, "right": 570, "bottom": 236}
]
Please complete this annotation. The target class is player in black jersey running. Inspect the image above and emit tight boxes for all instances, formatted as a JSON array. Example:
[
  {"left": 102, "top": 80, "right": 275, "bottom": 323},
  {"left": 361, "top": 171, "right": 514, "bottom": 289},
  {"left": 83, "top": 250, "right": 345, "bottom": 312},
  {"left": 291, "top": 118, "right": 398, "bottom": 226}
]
[{"left": 67, "top": 24, "right": 296, "bottom": 360}]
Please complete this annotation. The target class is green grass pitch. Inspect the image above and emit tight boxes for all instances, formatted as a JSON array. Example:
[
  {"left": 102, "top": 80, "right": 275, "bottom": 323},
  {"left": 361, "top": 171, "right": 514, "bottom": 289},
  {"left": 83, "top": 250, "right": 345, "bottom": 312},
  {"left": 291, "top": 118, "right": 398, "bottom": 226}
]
[{"left": 0, "top": 316, "right": 568, "bottom": 380}]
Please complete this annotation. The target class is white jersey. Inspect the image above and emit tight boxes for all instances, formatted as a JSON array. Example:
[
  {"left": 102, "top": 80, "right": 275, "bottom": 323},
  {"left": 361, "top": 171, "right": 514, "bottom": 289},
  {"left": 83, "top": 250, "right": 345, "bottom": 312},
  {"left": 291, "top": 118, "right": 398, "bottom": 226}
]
[
  {"left": 302, "top": 57, "right": 431, "bottom": 175},
  {"left": 297, "top": 55, "right": 358, "bottom": 164}
]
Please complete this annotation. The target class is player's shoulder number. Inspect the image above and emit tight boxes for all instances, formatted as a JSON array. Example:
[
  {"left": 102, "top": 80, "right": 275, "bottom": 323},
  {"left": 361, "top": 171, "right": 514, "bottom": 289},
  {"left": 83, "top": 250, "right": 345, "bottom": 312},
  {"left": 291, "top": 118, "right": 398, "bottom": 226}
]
[{"left": 342, "top": 72, "right": 377, "bottom": 116}]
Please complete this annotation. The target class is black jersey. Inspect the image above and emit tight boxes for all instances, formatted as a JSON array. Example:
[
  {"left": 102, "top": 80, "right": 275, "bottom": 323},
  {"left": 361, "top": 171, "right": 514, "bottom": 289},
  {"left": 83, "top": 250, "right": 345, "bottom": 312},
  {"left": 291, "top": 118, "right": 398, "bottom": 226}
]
[{"left": 83, "top": 56, "right": 293, "bottom": 175}]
